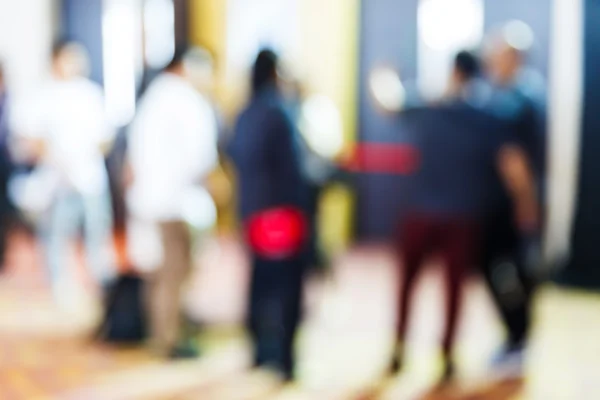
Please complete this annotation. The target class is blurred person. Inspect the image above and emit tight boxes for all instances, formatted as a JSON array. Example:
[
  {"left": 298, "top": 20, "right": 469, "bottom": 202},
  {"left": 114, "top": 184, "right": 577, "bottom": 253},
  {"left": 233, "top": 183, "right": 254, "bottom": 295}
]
[
  {"left": 485, "top": 21, "right": 546, "bottom": 182},
  {"left": 482, "top": 22, "right": 547, "bottom": 362},
  {"left": 12, "top": 41, "right": 116, "bottom": 307},
  {"left": 126, "top": 46, "right": 218, "bottom": 358},
  {"left": 229, "top": 49, "right": 309, "bottom": 382},
  {"left": 389, "top": 51, "right": 539, "bottom": 383}
]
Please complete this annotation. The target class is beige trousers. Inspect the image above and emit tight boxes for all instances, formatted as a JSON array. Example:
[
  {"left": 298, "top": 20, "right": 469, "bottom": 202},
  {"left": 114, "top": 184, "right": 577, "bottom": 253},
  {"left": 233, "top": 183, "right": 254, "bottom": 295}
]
[{"left": 146, "top": 221, "right": 192, "bottom": 355}]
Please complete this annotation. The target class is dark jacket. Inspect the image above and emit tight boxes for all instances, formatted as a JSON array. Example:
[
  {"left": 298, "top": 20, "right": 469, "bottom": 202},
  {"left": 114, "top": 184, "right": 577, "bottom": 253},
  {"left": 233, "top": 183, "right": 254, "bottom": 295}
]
[
  {"left": 402, "top": 76, "right": 544, "bottom": 213},
  {"left": 404, "top": 103, "right": 515, "bottom": 215},
  {"left": 487, "top": 70, "right": 547, "bottom": 181},
  {"left": 483, "top": 71, "right": 546, "bottom": 215},
  {"left": 229, "top": 87, "right": 307, "bottom": 221}
]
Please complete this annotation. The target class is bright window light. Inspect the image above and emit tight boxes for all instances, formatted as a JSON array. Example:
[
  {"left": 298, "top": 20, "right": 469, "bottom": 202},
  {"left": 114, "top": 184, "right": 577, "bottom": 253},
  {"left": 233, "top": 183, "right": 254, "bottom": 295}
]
[
  {"left": 369, "top": 67, "right": 406, "bottom": 113},
  {"left": 418, "top": 0, "right": 483, "bottom": 51},
  {"left": 299, "top": 95, "right": 344, "bottom": 159},
  {"left": 503, "top": 20, "right": 535, "bottom": 52},
  {"left": 102, "top": 0, "right": 140, "bottom": 127},
  {"left": 417, "top": 0, "right": 484, "bottom": 100},
  {"left": 226, "top": 0, "right": 299, "bottom": 71}
]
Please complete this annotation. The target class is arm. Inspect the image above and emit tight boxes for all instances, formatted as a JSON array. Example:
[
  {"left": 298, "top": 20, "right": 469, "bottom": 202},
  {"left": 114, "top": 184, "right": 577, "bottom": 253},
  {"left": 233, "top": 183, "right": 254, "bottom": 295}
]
[
  {"left": 89, "top": 84, "right": 115, "bottom": 155},
  {"left": 184, "top": 97, "right": 219, "bottom": 184},
  {"left": 8, "top": 91, "right": 48, "bottom": 165},
  {"left": 497, "top": 144, "right": 539, "bottom": 233}
]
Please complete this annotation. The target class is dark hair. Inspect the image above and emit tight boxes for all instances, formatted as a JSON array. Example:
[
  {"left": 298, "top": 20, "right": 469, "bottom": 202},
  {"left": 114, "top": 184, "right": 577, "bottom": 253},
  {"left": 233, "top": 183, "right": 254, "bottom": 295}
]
[
  {"left": 164, "top": 43, "right": 189, "bottom": 71},
  {"left": 52, "top": 39, "right": 73, "bottom": 59},
  {"left": 454, "top": 51, "right": 480, "bottom": 81},
  {"left": 252, "top": 49, "right": 278, "bottom": 94}
]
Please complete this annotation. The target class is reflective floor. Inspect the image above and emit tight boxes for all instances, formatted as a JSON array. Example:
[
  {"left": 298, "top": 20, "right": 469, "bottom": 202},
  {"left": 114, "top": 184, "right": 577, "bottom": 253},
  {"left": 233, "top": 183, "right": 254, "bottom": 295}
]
[{"left": 0, "top": 232, "right": 592, "bottom": 399}]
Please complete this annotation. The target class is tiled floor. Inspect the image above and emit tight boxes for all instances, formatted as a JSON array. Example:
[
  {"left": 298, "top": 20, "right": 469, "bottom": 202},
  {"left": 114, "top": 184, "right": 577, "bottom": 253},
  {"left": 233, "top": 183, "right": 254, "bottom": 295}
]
[{"left": 0, "top": 232, "right": 553, "bottom": 399}]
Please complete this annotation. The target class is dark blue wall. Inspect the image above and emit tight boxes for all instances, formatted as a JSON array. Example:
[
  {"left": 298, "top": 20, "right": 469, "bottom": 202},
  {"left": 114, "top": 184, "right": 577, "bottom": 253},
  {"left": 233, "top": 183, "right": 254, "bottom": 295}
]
[
  {"left": 559, "top": 0, "right": 600, "bottom": 290},
  {"left": 356, "top": 0, "right": 551, "bottom": 239},
  {"left": 357, "top": 0, "right": 419, "bottom": 239},
  {"left": 61, "top": 0, "right": 104, "bottom": 85}
]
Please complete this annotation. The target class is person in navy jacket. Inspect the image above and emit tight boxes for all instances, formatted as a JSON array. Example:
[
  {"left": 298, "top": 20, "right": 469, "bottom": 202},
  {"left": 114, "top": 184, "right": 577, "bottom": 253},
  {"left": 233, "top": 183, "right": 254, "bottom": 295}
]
[{"left": 229, "top": 49, "right": 309, "bottom": 381}]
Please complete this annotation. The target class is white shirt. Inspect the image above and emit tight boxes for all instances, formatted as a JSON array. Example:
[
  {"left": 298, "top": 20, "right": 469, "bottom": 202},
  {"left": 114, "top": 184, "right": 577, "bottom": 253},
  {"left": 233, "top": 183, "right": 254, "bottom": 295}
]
[
  {"left": 127, "top": 73, "right": 218, "bottom": 222},
  {"left": 12, "top": 77, "right": 113, "bottom": 196}
]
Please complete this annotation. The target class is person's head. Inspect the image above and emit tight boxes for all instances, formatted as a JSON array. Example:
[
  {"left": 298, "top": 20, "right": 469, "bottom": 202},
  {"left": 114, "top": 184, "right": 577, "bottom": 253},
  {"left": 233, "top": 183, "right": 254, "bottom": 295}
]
[
  {"left": 251, "top": 49, "right": 279, "bottom": 95},
  {"left": 52, "top": 40, "right": 90, "bottom": 80},
  {"left": 164, "top": 44, "right": 189, "bottom": 76},
  {"left": 450, "top": 50, "right": 481, "bottom": 89},
  {"left": 484, "top": 21, "right": 534, "bottom": 85}
]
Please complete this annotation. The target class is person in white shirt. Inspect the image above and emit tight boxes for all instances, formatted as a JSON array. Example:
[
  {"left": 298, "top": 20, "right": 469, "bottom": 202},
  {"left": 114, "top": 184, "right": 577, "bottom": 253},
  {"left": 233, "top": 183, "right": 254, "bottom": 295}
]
[
  {"left": 127, "top": 47, "right": 218, "bottom": 358},
  {"left": 10, "top": 41, "right": 116, "bottom": 307}
]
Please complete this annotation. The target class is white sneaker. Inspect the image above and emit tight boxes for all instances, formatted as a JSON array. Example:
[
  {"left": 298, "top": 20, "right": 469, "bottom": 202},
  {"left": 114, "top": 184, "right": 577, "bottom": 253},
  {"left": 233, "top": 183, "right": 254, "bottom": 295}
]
[{"left": 491, "top": 346, "right": 525, "bottom": 379}]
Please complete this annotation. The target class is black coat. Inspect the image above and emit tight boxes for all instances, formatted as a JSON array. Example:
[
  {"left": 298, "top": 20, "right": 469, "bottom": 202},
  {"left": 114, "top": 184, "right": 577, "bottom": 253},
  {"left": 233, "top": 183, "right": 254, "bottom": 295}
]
[{"left": 229, "top": 88, "right": 308, "bottom": 222}]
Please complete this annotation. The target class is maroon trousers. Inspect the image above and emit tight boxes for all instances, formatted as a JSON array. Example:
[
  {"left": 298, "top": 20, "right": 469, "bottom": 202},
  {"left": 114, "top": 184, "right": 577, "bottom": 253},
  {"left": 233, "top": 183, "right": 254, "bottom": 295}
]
[{"left": 396, "top": 213, "right": 480, "bottom": 357}]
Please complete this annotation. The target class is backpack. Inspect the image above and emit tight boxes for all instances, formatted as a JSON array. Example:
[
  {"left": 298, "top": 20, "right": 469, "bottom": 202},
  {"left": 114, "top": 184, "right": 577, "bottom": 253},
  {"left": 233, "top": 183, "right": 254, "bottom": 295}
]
[{"left": 98, "top": 273, "right": 147, "bottom": 344}]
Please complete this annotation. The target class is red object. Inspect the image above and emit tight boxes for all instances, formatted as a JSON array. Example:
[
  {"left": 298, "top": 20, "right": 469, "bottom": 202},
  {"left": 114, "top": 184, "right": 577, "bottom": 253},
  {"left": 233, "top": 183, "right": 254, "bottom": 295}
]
[
  {"left": 341, "top": 143, "right": 420, "bottom": 175},
  {"left": 246, "top": 207, "right": 308, "bottom": 260}
]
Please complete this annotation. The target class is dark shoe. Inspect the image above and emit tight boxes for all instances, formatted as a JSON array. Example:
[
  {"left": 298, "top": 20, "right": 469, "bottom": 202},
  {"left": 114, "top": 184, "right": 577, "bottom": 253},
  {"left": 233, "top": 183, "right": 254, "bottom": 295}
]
[
  {"left": 281, "top": 368, "right": 295, "bottom": 383},
  {"left": 492, "top": 342, "right": 525, "bottom": 367},
  {"left": 491, "top": 342, "right": 525, "bottom": 378},
  {"left": 169, "top": 345, "right": 200, "bottom": 360},
  {"left": 388, "top": 347, "right": 404, "bottom": 376},
  {"left": 440, "top": 358, "right": 456, "bottom": 384}
]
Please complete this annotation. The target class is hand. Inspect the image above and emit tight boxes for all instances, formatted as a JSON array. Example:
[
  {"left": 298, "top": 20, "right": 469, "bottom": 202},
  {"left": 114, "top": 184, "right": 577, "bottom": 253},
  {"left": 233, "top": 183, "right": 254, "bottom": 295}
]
[
  {"left": 516, "top": 200, "right": 539, "bottom": 234},
  {"left": 123, "top": 163, "right": 134, "bottom": 189},
  {"left": 14, "top": 137, "right": 46, "bottom": 164}
]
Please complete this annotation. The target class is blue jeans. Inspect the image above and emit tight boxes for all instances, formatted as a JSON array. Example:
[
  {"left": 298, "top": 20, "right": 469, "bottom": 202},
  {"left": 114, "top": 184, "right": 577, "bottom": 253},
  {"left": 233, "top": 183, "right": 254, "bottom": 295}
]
[{"left": 46, "top": 190, "right": 114, "bottom": 289}]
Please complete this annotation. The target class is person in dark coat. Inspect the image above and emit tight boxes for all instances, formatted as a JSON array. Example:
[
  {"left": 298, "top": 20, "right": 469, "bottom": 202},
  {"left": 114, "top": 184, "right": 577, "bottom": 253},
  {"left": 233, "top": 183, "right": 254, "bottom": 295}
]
[
  {"left": 229, "top": 49, "right": 309, "bottom": 381},
  {"left": 481, "top": 24, "right": 547, "bottom": 362},
  {"left": 389, "top": 52, "right": 539, "bottom": 383}
]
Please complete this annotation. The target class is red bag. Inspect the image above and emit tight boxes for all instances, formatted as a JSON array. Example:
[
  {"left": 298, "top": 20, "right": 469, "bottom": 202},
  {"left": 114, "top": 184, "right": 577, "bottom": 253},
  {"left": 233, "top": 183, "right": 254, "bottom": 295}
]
[{"left": 246, "top": 207, "right": 308, "bottom": 260}]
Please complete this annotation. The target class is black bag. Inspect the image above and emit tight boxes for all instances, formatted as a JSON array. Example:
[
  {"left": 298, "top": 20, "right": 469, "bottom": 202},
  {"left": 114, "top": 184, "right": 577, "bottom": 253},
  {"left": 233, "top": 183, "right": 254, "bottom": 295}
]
[{"left": 99, "top": 273, "right": 147, "bottom": 344}]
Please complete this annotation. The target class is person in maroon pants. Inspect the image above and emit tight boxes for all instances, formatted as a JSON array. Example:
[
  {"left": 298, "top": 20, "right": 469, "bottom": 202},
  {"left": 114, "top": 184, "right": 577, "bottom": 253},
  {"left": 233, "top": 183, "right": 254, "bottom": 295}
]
[{"left": 388, "top": 52, "right": 539, "bottom": 383}]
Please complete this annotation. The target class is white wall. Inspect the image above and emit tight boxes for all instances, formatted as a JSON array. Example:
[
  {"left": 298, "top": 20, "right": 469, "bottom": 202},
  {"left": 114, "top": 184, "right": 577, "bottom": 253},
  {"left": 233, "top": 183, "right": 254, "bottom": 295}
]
[{"left": 543, "top": 0, "right": 584, "bottom": 264}]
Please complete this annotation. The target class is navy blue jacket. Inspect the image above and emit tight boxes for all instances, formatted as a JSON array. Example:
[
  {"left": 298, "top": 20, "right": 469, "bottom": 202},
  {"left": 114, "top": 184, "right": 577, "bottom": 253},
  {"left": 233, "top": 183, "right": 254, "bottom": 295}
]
[
  {"left": 229, "top": 87, "right": 308, "bottom": 221},
  {"left": 404, "top": 103, "right": 515, "bottom": 216},
  {"left": 481, "top": 71, "right": 547, "bottom": 215}
]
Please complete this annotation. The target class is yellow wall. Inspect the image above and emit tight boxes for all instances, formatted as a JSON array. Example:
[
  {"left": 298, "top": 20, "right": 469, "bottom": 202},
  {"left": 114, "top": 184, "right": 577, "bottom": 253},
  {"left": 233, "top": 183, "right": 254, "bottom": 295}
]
[
  {"left": 298, "top": 0, "right": 359, "bottom": 252},
  {"left": 188, "top": 0, "right": 231, "bottom": 112},
  {"left": 190, "top": 0, "right": 359, "bottom": 141},
  {"left": 189, "top": 0, "right": 238, "bottom": 234},
  {"left": 298, "top": 0, "right": 360, "bottom": 147}
]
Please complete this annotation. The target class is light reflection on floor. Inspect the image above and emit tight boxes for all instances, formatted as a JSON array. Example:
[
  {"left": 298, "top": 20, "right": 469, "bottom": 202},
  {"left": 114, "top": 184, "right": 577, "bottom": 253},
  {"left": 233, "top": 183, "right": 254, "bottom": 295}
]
[{"left": 2, "top": 233, "right": 589, "bottom": 399}]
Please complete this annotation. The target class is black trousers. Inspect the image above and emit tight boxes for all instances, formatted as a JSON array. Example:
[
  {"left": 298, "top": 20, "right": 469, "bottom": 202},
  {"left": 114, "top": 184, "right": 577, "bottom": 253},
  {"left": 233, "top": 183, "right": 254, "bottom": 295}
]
[
  {"left": 481, "top": 208, "right": 536, "bottom": 346},
  {"left": 247, "top": 255, "right": 305, "bottom": 380}
]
